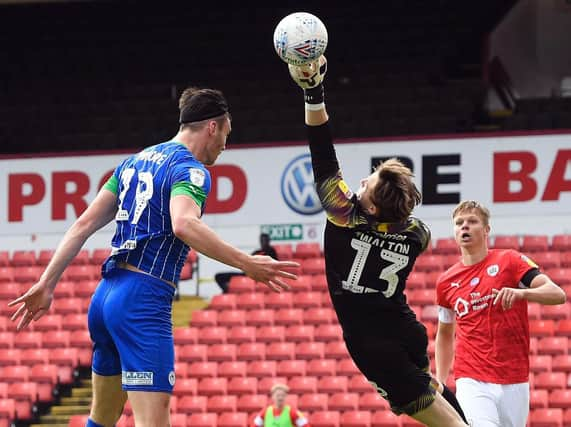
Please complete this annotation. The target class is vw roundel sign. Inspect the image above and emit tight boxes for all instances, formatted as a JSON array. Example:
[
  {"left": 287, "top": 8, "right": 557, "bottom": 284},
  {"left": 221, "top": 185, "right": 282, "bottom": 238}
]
[{"left": 280, "top": 154, "right": 323, "bottom": 215}]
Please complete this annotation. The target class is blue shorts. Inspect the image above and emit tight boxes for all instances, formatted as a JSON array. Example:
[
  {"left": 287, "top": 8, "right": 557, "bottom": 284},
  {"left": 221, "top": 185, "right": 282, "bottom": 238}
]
[{"left": 88, "top": 268, "right": 176, "bottom": 393}]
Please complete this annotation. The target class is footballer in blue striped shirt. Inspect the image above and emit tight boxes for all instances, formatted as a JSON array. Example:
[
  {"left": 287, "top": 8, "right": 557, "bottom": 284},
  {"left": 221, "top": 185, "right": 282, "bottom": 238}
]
[{"left": 9, "top": 87, "right": 299, "bottom": 427}]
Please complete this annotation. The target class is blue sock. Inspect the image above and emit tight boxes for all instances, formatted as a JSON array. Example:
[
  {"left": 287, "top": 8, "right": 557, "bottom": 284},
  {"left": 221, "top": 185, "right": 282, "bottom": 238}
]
[{"left": 86, "top": 418, "right": 105, "bottom": 427}]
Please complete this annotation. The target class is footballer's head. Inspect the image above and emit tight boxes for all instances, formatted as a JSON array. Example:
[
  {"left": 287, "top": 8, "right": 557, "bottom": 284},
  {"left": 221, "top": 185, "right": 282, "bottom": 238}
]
[
  {"left": 452, "top": 200, "right": 491, "bottom": 248},
  {"left": 356, "top": 158, "right": 421, "bottom": 223},
  {"left": 270, "top": 383, "right": 289, "bottom": 408},
  {"left": 178, "top": 87, "right": 232, "bottom": 165}
]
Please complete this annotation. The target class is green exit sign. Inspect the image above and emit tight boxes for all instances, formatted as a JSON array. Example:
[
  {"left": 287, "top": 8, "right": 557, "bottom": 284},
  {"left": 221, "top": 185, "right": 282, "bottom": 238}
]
[{"left": 261, "top": 224, "right": 304, "bottom": 241}]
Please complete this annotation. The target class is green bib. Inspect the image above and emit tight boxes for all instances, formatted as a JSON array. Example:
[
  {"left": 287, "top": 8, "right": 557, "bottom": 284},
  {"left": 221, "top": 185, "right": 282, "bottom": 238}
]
[{"left": 264, "top": 405, "right": 293, "bottom": 427}]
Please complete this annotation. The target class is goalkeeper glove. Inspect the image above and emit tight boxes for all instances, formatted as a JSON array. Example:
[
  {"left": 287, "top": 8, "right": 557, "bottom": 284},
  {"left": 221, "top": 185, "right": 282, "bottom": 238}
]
[{"left": 288, "top": 55, "right": 327, "bottom": 105}]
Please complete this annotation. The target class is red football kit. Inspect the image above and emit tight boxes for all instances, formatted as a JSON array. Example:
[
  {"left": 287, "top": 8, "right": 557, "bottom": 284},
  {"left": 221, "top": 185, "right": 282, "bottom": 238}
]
[{"left": 436, "top": 249, "right": 540, "bottom": 384}]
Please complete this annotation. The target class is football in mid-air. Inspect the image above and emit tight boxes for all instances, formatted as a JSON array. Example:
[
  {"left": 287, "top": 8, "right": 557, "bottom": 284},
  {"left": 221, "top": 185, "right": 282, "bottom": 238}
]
[{"left": 273, "top": 12, "right": 328, "bottom": 66}]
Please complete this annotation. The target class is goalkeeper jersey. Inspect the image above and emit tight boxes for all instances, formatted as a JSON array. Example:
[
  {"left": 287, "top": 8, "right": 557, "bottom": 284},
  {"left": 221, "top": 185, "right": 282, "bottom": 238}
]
[{"left": 102, "top": 141, "right": 211, "bottom": 284}]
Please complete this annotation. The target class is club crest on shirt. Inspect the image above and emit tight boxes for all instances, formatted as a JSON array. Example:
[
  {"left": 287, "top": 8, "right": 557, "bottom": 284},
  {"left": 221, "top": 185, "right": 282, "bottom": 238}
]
[
  {"left": 470, "top": 277, "right": 480, "bottom": 287},
  {"left": 338, "top": 180, "right": 353, "bottom": 199},
  {"left": 521, "top": 254, "right": 539, "bottom": 268},
  {"left": 189, "top": 168, "right": 205, "bottom": 187},
  {"left": 487, "top": 264, "right": 499, "bottom": 277}
]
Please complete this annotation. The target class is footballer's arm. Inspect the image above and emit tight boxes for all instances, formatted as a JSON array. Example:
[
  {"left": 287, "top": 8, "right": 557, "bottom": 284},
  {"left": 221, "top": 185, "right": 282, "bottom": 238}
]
[
  {"left": 435, "top": 317, "right": 456, "bottom": 385},
  {"left": 493, "top": 273, "right": 566, "bottom": 310}
]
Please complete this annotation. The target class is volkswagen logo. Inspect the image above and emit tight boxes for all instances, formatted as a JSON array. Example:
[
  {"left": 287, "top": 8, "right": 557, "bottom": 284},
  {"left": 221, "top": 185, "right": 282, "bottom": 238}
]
[{"left": 281, "top": 154, "right": 323, "bottom": 215}]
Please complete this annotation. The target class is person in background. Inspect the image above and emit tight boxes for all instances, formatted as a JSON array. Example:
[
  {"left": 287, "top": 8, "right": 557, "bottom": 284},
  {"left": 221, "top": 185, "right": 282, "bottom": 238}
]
[{"left": 252, "top": 384, "right": 309, "bottom": 427}]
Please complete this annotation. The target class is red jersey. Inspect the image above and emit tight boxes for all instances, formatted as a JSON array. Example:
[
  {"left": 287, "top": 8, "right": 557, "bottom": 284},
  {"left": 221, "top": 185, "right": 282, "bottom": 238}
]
[{"left": 436, "top": 249, "right": 539, "bottom": 384}]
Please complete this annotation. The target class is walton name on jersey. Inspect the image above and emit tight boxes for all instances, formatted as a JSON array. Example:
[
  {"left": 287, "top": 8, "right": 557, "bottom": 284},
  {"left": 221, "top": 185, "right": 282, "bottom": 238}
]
[{"left": 356, "top": 231, "right": 411, "bottom": 254}]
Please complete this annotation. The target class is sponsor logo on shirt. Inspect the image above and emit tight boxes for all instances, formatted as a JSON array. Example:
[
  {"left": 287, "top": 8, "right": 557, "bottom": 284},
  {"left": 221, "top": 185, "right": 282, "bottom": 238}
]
[
  {"left": 189, "top": 168, "right": 206, "bottom": 187},
  {"left": 122, "top": 371, "right": 154, "bottom": 386},
  {"left": 338, "top": 180, "right": 353, "bottom": 199},
  {"left": 454, "top": 297, "right": 470, "bottom": 318},
  {"left": 487, "top": 264, "right": 499, "bottom": 277}
]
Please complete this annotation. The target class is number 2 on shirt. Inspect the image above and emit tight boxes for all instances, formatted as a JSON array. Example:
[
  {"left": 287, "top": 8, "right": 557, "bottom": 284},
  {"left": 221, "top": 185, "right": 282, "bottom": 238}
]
[{"left": 116, "top": 168, "right": 154, "bottom": 225}]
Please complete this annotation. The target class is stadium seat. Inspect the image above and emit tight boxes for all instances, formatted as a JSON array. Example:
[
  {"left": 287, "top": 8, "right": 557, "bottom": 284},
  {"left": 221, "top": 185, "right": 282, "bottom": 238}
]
[
  {"left": 312, "top": 274, "right": 328, "bottom": 292},
  {"left": 11, "top": 251, "right": 35, "bottom": 267},
  {"left": 530, "top": 320, "right": 556, "bottom": 337},
  {"left": 407, "top": 272, "right": 426, "bottom": 289},
  {"left": 0, "top": 348, "right": 21, "bottom": 366},
  {"left": 531, "top": 389, "right": 549, "bottom": 409},
  {"left": 530, "top": 355, "right": 553, "bottom": 373},
  {"left": 8, "top": 382, "right": 37, "bottom": 408},
  {"left": 173, "top": 378, "right": 198, "bottom": 397},
  {"left": 179, "top": 344, "right": 207, "bottom": 363},
  {"left": 562, "top": 253, "right": 571, "bottom": 269},
  {"left": 289, "top": 376, "right": 317, "bottom": 394},
  {"left": 70, "top": 249, "right": 90, "bottom": 265},
  {"left": 414, "top": 255, "right": 443, "bottom": 272},
  {"left": 371, "top": 410, "right": 402, "bottom": 427},
  {"left": 175, "top": 362, "right": 189, "bottom": 379},
  {"left": 299, "top": 393, "right": 328, "bottom": 412},
  {"left": 442, "top": 255, "right": 460, "bottom": 269},
  {"left": 218, "top": 310, "right": 246, "bottom": 327},
  {"left": 297, "top": 292, "right": 323, "bottom": 309},
  {"left": 197, "top": 327, "right": 226, "bottom": 344},
  {"left": 49, "top": 348, "right": 78, "bottom": 367},
  {"left": 169, "top": 413, "right": 187, "bottom": 427},
  {"left": 208, "top": 344, "right": 236, "bottom": 362},
  {"left": 31, "top": 314, "right": 62, "bottom": 332},
  {"left": 64, "top": 265, "right": 94, "bottom": 281},
  {"left": 14, "top": 266, "right": 43, "bottom": 283},
  {"left": 246, "top": 310, "right": 275, "bottom": 327},
  {"left": 550, "top": 389, "right": 571, "bottom": 409},
  {"left": 296, "top": 342, "right": 325, "bottom": 360},
  {"left": 552, "top": 235, "right": 571, "bottom": 252},
  {"left": 420, "top": 305, "right": 439, "bottom": 323},
  {"left": 329, "top": 392, "right": 359, "bottom": 411},
  {"left": 187, "top": 362, "right": 217, "bottom": 379},
  {"left": 0, "top": 267, "right": 14, "bottom": 283},
  {"left": 246, "top": 361, "right": 276, "bottom": 378},
  {"left": 236, "top": 394, "right": 267, "bottom": 413},
  {"left": 217, "top": 361, "right": 246, "bottom": 379},
  {"left": 275, "top": 308, "right": 303, "bottom": 326},
  {"left": 0, "top": 251, "right": 9, "bottom": 267},
  {"left": 257, "top": 376, "right": 286, "bottom": 394},
  {"left": 338, "top": 359, "right": 361, "bottom": 376},
  {"left": 285, "top": 325, "right": 314, "bottom": 343},
  {"left": 236, "top": 293, "right": 264, "bottom": 310},
  {"left": 191, "top": 310, "right": 217, "bottom": 327},
  {"left": 294, "top": 243, "right": 321, "bottom": 259},
  {"left": 174, "top": 327, "right": 198, "bottom": 345},
  {"left": 277, "top": 360, "right": 307, "bottom": 378},
  {"left": 548, "top": 269, "right": 571, "bottom": 287},
  {"left": 424, "top": 271, "right": 441, "bottom": 289},
  {"left": 198, "top": 378, "right": 227, "bottom": 397},
  {"left": 274, "top": 244, "right": 293, "bottom": 260},
  {"left": 407, "top": 289, "right": 434, "bottom": 306},
  {"left": 256, "top": 326, "right": 284, "bottom": 344},
  {"left": 433, "top": 238, "right": 458, "bottom": 255},
  {"left": 307, "top": 359, "right": 337, "bottom": 377},
  {"left": 53, "top": 280, "right": 75, "bottom": 298},
  {"left": 75, "top": 280, "right": 98, "bottom": 299},
  {"left": 530, "top": 304, "right": 542, "bottom": 320},
  {"left": 314, "top": 324, "right": 343, "bottom": 342},
  {"left": 187, "top": 413, "right": 218, "bottom": 426},
  {"left": 359, "top": 392, "right": 387, "bottom": 411},
  {"left": 266, "top": 342, "right": 295, "bottom": 361},
  {"left": 311, "top": 411, "right": 340, "bottom": 427},
  {"left": 0, "top": 317, "right": 6, "bottom": 332},
  {"left": 227, "top": 377, "right": 257, "bottom": 396},
  {"left": 523, "top": 235, "right": 549, "bottom": 253},
  {"left": 539, "top": 337, "right": 569, "bottom": 355},
  {"left": 217, "top": 412, "right": 248, "bottom": 427},
  {"left": 1, "top": 365, "right": 30, "bottom": 383},
  {"left": 534, "top": 252, "right": 562, "bottom": 270},
  {"left": 178, "top": 395, "right": 207, "bottom": 414},
  {"left": 529, "top": 408, "right": 563, "bottom": 427},
  {"left": 324, "top": 341, "right": 349, "bottom": 359},
  {"left": 0, "top": 282, "right": 21, "bottom": 300},
  {"left": 228, "top": 276, "right": 256, "bottom": 293},
  {"left": 302, "top": 257, "right": 326, "bottom": 275},
  {"left": 552, "top": 355, "right": 571, "bottom": 373},
  {"left": 14, "top": 331, "right": 42, "bottom": 349},
  {"left": 543, "top": 304, "right": 571, "bottom": 321},
  {"left": 62, "top": 313, "right": 86, "bottom": 331},
  {"left": 42, "top": 330, "right": 70, "bottom": 349},
  {"left": 90, "top": 249, "right": 110, "bottom": 265},
  {"left": 493, "top": 235, "right": 520, "bottom": 250},
  {"left": 535, "top": 372, "right": 567, "bottom": 391},
  {"left": 21, "top": 348, "right": 49, "bottom": 365},
  {"left": 227, "top": 326, "right": 255, "bottom": 344},
  {"left": 237, "top": 343, "right": 266, "bottom": 362},
  {"left": 210, "top": 294, "right": 237, "bottom": 311},
  {"left": 264, "top": 292, "right": 293, "bottom": 309},
  {"left": 318, "top": 376, "right": 348, "bottom": 393},
  {"left": 340, "top": 411, "right": 371, "bottom": 427},
  {"left": 53, "top": 298, "right": 83, "bottom": 315},
  {"left": 304, "top": 308, "right": 334, "bottom": 325}
]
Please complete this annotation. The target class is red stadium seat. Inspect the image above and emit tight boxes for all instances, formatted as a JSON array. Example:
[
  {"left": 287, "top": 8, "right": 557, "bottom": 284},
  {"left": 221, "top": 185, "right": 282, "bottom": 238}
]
[
  {"left": 302, "top": 257, "right": 326, "bottom": 275},
  {"left": 294, "top": 243, "right": 321, "bottom": 259},
  {"left": 0, "top": 267, "right": 15, "bottom": 283},
  {"left": 246, "top": 361, "right": 276, "bottom": 378},
  {"left": 318, "top": 376, "right": 348, "bottom": 393},
  {"left": 210, "top": 294, "right": 237, "bottom": 311},
  {"left": 303, "top": 308, "right": 334, "bottom": 325},
  {"left": 11, "top": 251, "right": 35, "bottom": 267},
  {"left": 407, "top": 272, "right": 426, "bottom": 290},
  {"left": 36, "top": 250, "right": 55, "bottom": 267},
  {"left": 1, "top": 365, "right": 29, "bottom": 383},
  {"left": 311, "top": 411, "right": 340, "bottom": 427},
  {"left": 0, "top": 282, "right": 21, "bottom": 300},
  {"left": 198, "top": 378, "right": 227, "bottom": 397},
  {"left": 531, "top": 320, "right": 556, "bottom": 337},
  {"left": 312, "top": 274, "right": 328, "bottom": 292},
  {"left": 314, "top": 324, "right": 343, "bottom": 342},
  {"left": 207, "top": 344, "right": 236, "bottom": 362},
  {"left": 237, "top": 343, "right": 266, "bottom": 362},
  {"left": 0, "top": 317, "right": 6, "bottom": 332},
  {"left": 21, "top": 348, "right": 49, "bottom": 365},
  {"left": 299, "top": 393, "right": 328, "bottom": 412},
  {"left": 14, "top": 266, "right": 42, "bottom": 283},
  {"left": 274, "top": 308, "right": 303, "bottom": 326},
  {"left": 534, "top": 252, "right": 562, "bottom": 270},
  {"left": 257, "top": 377, "right": 286, "bottom": 395},
  {"left": 296, "top": 342, "right": 325, "bottom": 360},
  {"left": 53, "top": 298, "right": 83, "bottom": 315},
  {"left": 227, "top": 326, "right": 255, "bottom": 344},
  {"left": 274, "top": 244, "right": 293, "bottom": 260},
  {"left": 217, "top": 412, "right": 248, "bottom": 427},
  {"left": 218, "top": 361, "right": 247, "bottom": 378},
  {"left": 70, "top": 249, "right": 90, "bottom": 266},
  {"left": 53, "top": 280, "right": 75, "bottom": 298},
  {"left": 178, "top": 395, "right": 208, "bottom": 414},
  {"left": 433, "top": 238, "right": 458, "bottom": 255},
  {"left": 340, "top": 411, "right": 371, "bottom": 427},
  {"left": 562, "top": 253, "right": 571, "bottom": 269},
  {"left": 227, "top": 377, "right": 257, "bottom": 396},
  {"left": 338, "top": 359, "right": 361, "bottom": 376},
  {"left": 179, "top": 345, "right": 207, "bottom": 363},
  {"left": 0, "top": 348, "right": 21, "bottom": 366},
  {"left": 359, "top": 392, "right": 387, "bottom": 411},
  {"left": 169, "top": 413, "right": 186, "bottom": 427},
  {"left": 549, "top": 269, "right": 571, "bottom": 287},
  {"left": 90, "top": 249, "right": 110, "bottom": 265},
  {"left": 31, "top": 314, "right": 62, "bottom": 332},
  {"left": 236, "top": 293, "right": 264, "bottom": 310},
  {"left": 328, "top": 392, "right": 359, "bottom": 411},
  {"left": 424, "top": 271, "right": 441, "bottom": 289},
  {"left": 552, "top": 235, "right": 571, "bottom": 252},
  {"left": 442, "top": 255, "right": 461, "bottom": 269},
  {"left": 236, "top": 394, "right": 267, "bottom": 413},
  {"left": 285, "top": 325, "right": 314, "bottom": 343},
  {"left": 8, "top": 382, "right": 37, "bottom": 407},
  {"left": 64, "top": 265, "right": 94, "bottom": 282},
  {"left": 228, "top": 276, "right": 256, "bottom": 294},
  {"left": 187, "top": 362, "right": 217, "bottom": 379},
  {"left": 552, "top": 355, "right": 571, "bottom": 373},
  {"left": 197, "top": 327, "right": 226, "bottom": 344},
  {"left": 531, "top": 389, "right": 549, "bottom": 409},
  {"left": 191, "top": 310, "right": 217, "bottom": 327},
  {"left": 535, "top": 372, "right": 567, "bottom": 391},
  {"left": 246, "top": 310, "right": 274, "bottom": 327},
  {"left": 371, "top": 410, "right": 402, "bottom": 427},
  {"left": 62, "top": 314, "right": 86, "bottom": 331},
  {"left": 49, "top": 348, "right": 79, "bottom": 367},
  {"left": 407, "top": 289, "right": 434, "bottom": 306},
  {"left": 217, "top": 310, "right": 246, "bottom": 327},
  {"left": 75, "top": 280, "right": 98, "bottom": 299},
  {"left": 529, "top": 304, "right": 542, "bottom": 320},
  {"left": 550, "top": 390, "right": 571, "bottom": 409},
  {"left": 256, "top": 326, "right": 284, "bottom": 344},
  {"left": 0, "top": 251, "right": 9, "bottom": 267},
  {"left": 414, "top": 255, "right": 443, "bottom": 273},
  {"left": 289, "top": 376, "right": 317, "bottom": 394},
  {"left": 523, "top": 235, "right": 549, "bottom": 253},
  {"left": 264, "top": 293, "right": 293, "bottom": 309},
  {"left": 324, "top": 341, "right": 349, "bottom": 359},
  {"left": 530, "top": 355, "right": 553, "bottom": 373},
  {"left": 297, "top": 292, "right": 324, "bottom": 309},
  {"left": 539, "top": 337, "right": 569, "bottom": 355},
  {"left": 174, "top": 362, "right": 188, "bottom": 379},
  {"left": 543, "top": 304, "right": 571, "bottom": 321},
  {"left": 30, "top": 364, "right": 58, "bottom": 386},
  {"left": 421, "top": 305, "right": 439, "bottom": 323},
  {"left": 277, "top": 360, "right": 307, "bottom": 378},
  {"left": 559, "top": 320, "right": 571, "bottom": 338},
  {"left": 14, "top": 331, "right": 42, "bottom": 349},
  {"left": 307, "top": 359, "right": 337, "bottom": 377},
  {"left": 172, "top": 378, "right": 198, "bottom": 397},
  {"left": 173, "top": 327, "right": 198, "bottom": 345},
  {"left": 529, "top": 408, "right": 563, "bottom": 427},
  {"left": 43, "top": 330, "right": 71, "bottom": 348},
  {"left": 266, "top": 342, "right": 295, "bottom": 361},
  {"left": 0, "top": 398, "right": 16, "bottom": 420},
  {"left": 493, "top": 235, "right": 520, "bottom": 250}
]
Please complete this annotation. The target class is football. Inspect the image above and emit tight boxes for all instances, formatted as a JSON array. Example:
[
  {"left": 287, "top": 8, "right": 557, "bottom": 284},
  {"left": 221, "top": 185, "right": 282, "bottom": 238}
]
[{"left": 273, "top": 12, "right": 328, "bottom": 66}]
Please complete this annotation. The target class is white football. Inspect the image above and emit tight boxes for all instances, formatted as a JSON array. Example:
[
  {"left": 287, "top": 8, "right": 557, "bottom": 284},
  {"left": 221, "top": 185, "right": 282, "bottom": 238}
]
[{"left": 273, "top": 12, "right": 328, "bottom": 66}]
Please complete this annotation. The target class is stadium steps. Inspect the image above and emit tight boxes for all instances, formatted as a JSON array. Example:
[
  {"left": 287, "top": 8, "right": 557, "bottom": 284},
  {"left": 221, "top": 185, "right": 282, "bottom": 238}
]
[
  {"left": 36, "top": 378, "right": 92, "bottom": 425},
  {"left": 172, "top": 295, "right": 209, "bottom": 327}
]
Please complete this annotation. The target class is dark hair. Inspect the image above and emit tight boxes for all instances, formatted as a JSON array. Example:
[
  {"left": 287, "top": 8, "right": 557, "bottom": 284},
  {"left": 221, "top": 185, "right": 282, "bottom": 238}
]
[
  {"left": 372, "top": 158, "right": 422, "bottom": 222},
  {"left": 178, "top": 87, "right": 230, "bottom": 129}
]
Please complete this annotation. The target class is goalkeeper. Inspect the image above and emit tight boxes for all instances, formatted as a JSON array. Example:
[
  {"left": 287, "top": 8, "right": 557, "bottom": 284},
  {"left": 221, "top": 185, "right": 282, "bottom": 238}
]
[{"left": 285, "top": 56, "right": 468, "bottom": 427}]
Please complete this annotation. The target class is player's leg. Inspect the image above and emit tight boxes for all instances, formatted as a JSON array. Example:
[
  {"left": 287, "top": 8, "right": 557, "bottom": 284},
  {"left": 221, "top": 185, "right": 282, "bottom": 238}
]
[
  {"left": 456, "top": 377, "right": 502, "bottom": 426},
  {"left": 498, "top": 382, "right": 529, "bottom": 427},
  {"left": 128, "top": 391, "right": 171, "bottom": 427},
  {"left": 88, "top": 373, "right": 127, "bottom": 427},
  {"left": 411, "top": 392, "right": 468, "bottom": 427}
]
